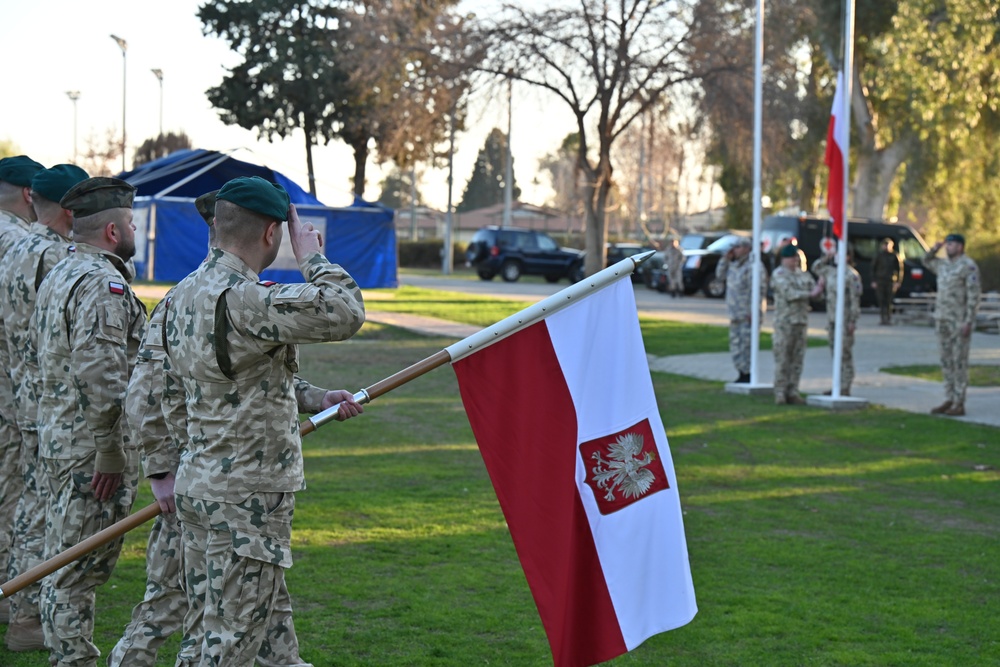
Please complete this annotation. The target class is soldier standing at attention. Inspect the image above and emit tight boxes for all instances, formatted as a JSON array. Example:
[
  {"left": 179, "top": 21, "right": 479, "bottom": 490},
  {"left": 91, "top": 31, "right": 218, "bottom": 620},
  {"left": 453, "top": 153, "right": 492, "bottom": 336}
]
[
  {"left": 771, "top": 244, "right": 823, "bottom": 404},
  {"left": 162, "top": 176, "right": 365, "bottom": 666},
  {"left": 715, "top": 236, "right": 767, "bottom": 383},
  {"left": 31, "top": 177, "right": 147, "bottom": 667},
  {"left": 0, "top": 154, "right": 44, "bottom": 628},
  {"left": 871, "top": 238, "right": 901, "bottom": 325},
  {"left": 110, "top": 191, "right": 315, "bottom": 667},
  {"left": 0, "top": 164, "right": 88, "bottom": 653},
  {"left": 811, "top": 244, "right": 863, "bottom": 396},
  {"left": 664, "top": 237, "right": 685, "bottom": 297},
  {"left": 923, "top": 233, "right": 980, "bottom": 416}
]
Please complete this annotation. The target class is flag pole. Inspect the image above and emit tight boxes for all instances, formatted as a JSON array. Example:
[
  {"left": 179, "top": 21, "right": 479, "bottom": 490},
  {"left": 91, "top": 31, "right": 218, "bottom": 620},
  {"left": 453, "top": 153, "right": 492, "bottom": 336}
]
[
  {"left": 748, "top": 0, "right": 764, "bottom": 385},
  {"left": 2, "top": 252, "right": 653, "bottom": 597}
]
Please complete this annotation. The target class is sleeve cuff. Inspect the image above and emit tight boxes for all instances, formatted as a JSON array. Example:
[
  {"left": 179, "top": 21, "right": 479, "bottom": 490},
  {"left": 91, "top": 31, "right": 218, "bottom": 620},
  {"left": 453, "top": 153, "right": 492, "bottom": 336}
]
[{"left": 95, "top": 449, "right": 127, "bottom": 474}]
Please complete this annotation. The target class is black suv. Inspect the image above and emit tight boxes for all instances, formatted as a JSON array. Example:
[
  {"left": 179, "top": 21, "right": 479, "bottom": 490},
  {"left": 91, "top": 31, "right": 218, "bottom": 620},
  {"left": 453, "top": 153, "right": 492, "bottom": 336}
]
[
  {"left": 465, "top": 226, "right": 584, "bottom": 283},
  {"left": 681, "top": 232, "right": 752, "bottom": 297}
]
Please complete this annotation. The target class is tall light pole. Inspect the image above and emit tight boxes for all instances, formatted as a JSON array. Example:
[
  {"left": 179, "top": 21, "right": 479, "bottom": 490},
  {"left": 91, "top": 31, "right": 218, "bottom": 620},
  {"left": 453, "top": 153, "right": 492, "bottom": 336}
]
[
  {"left": 502, "top": 72, "right": 513, "bottom": 229},
  {"left": 110, "top": 34, "right": 127, "bottom": 172},
  {"left": 151, "top": 68, "right": 164, "bottom": 136},
  {"left": 66, "top": 91, "right": 81, "bottom": 163}
]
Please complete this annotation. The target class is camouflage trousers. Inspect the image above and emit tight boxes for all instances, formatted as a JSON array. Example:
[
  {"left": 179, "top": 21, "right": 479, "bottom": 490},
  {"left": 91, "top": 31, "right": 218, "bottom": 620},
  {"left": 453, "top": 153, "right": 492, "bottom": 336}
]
[
  {"left": 175, "top": 492, "right": 311, "bottom": 667},
  {"left": 825, "top": 322, "right": 856, "bottom": 393},
  {"left": 773, "top": 321, "right": 807, "bottom": 399},
  {"left": 5, "top": 428, "right": 48, "bottom": 625},
  {"left": 0, "top": 404, "right": 21, "bottom": 593},
  {"left": 40, "top": 450, "right": 138, "bottom": 667},
  {"left": 668, "top": 268, "right": 683, "bottom": 294},
  {"left": 108, "top": 505, "right": 310, "bottom": 667},
  {"left": 728, "top": 319, "right": 754, "bottom": 374},
  {"left": 936, "top": 319, "right": 971, "bottom": 404}
]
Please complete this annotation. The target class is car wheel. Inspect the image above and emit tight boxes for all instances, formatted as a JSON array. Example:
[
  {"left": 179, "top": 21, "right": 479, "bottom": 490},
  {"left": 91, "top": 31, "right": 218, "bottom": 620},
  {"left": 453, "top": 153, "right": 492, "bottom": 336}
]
[
  {"left": 544, "top": 274, "right": 561, "bottom": 283},
  {"left": 477, "top": 270, "right": 495, "bottom": 281},
  {"left": 569, "top": 264, "right": 584, "bottom": 283},
  {"left": 702, "top": 275, "right": 726, "bottom": 298},
  {"left": 500, "top": 260, "right": 522, "bottom": 282}
]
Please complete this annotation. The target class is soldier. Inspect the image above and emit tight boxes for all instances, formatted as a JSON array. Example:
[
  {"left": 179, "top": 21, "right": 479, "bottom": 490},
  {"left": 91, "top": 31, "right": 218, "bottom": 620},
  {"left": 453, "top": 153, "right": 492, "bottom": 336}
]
[
  {"left": 715, "top": 236, "right": 767, "bottom": 383},
  {"left": 161, "top": 176, "right": 365, "bottom": 665},
  {"left": 31, "top": 177, "right": 147, "bottom": 666},
  {"left": 109, "top": 191, "right": 315, "bottom": 667},
  {"left": 922, "top": 233, "right": 980, "bottom": 416},
  {"left": 664, "top": 237, "right": 685, "bottom": 297},
  {"left": 871, "top": 238, "right": 901, "bottom": 325},
  {"left": 0, "top": 154, "right": 44, "bottom": 628},
  {"left": 770, "top": 244, "right": 823, "bottom": 404},
  {"left": 0, "top": 164, "right": 87, "bottom": 652},
  {"left": 811, "top": 244, "right": 863, "bottom": 396}
]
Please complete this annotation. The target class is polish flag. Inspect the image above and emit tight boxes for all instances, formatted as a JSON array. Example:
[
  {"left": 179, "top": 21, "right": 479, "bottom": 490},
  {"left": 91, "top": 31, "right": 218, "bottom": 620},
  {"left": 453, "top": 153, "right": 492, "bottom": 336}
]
[
  {"left": 825, "top": 70, "right": 848, "bottom": 239},
  {"left": 452, "top": 278, "right": 696, "bottom": 667}
]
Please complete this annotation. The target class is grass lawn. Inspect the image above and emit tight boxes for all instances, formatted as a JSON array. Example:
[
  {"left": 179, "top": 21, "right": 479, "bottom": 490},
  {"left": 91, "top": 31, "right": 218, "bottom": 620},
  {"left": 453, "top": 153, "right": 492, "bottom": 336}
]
[
  {"left": 882, "top": 364, "right": 1000, "bottom": 387},
  {"left": 3, "top": 291, "right": 998, "bottom": 666}
]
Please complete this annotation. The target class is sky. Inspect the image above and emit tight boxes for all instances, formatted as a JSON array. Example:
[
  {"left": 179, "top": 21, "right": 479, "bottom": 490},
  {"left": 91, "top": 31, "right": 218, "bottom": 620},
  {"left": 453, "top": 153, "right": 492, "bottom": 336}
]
[{"left": 0, "top": 0, "right": 716, "bottom": 213}]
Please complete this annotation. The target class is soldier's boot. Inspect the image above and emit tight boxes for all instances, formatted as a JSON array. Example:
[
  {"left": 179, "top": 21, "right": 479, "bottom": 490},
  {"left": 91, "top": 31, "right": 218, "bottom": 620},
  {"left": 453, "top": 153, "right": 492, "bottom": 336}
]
[
  {"left": 774, "top": 394, "right": 787, "bottom": 405},
  {"left": 930, "top": 401, "right": 953, "bottom": 414},
  {"left": 736, "top": 373, "right": 750, "bottom": 383},
  {"left": 0, "top": 597, "right": 9, "bottom": 623},
  {"left": 4, "top": 616, "right": 46, "bottom": 651},
  {"left": 787, "top": 393, "right": 806, "bottom": 405},
  {"left": 944, "top": 403, "right": 965, "bottom": 417}
]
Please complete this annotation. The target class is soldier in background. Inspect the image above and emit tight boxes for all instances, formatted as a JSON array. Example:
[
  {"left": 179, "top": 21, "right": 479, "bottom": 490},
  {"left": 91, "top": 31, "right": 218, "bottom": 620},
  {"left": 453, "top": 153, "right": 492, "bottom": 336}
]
[
  {"left": 715, "top": 236, "right": 767, "bottom": 383},
  {"left": 871, "top": 238, "right": 901, "bottom": 325},
  {"left": 109, "top": 191, "right": 315, "bottom": 667},
  {"left": 923, "top": 233, "right": 980, "bottom": 416},
  {"left": 811, "top": 243, "right": 863, "bottom": 396},
  {"left": 664, "top": 237, "right": 685, "bottom": 297},
  {"left": 32, "top": 177, "right": 147, "bottom": 666},
  {"left": 771, "top": 244, "right": 823, "bottom": 404},
  {"left": 0, "top": 164, "right": 87, "bottom": 653},
  {"left": 0, "top": 154, "right": 44, "bottom": 628},
  {"left": 162, "top": 177, "right": 365, "bottom": 665}
]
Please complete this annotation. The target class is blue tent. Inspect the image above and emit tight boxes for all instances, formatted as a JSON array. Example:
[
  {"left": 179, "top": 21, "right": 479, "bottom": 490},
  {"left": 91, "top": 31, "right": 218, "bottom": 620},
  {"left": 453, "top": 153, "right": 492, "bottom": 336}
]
[{"left": 119, "top": 149, "right": 397, "bottom": 288}]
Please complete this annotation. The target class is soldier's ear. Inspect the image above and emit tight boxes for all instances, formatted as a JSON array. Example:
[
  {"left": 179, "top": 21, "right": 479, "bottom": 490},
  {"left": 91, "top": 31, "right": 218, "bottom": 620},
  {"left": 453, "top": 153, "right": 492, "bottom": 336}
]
[{"left": 263, "top": 220, "right": 280, "bottom": 247}]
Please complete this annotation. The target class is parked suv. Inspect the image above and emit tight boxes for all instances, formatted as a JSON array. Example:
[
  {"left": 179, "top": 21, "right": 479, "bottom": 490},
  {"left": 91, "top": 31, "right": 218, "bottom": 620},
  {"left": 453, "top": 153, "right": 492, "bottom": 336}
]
[
  {"left": 762, "top": 214, "right": 936, "bottom": 306},
  {"left": 681, "top": 232, "right": 752, "bottom": 297},
  {"left": 465, "top": 226, "right": 584, "bottom": 283}
]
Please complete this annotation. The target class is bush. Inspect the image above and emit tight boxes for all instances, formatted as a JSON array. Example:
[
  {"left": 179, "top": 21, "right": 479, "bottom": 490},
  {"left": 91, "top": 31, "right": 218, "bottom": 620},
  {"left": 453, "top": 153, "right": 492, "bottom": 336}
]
[
  {"left": 970, "top": 240, "right": 1000, "bottom": 292},
  {"left": 398, "top": 240, "right": 465, "bottom": 268}
]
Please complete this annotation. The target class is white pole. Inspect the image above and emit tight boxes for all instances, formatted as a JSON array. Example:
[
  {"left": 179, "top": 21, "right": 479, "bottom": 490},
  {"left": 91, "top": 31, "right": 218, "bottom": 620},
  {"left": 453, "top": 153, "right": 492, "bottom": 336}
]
[
  {"left": 749, "top": 0, "right": 764, "bottom": 384},
  {"left": 502, "top": 74, "right": 513, "bottom": 228},
  {"left": 443, "top": 101, "right": 456, "bottom": 275}
]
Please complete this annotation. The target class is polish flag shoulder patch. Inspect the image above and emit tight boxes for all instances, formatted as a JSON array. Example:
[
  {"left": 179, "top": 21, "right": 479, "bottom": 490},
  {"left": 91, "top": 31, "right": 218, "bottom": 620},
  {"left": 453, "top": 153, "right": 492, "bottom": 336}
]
[
  {"left": 259, "top": 280, "right": 278, "bottom": 287},
  {"left": 109, "top": 281, "right": 125, "bottom": 295},
  {"left": 580, "top": 418, "right": 670, "bottom": 515}
]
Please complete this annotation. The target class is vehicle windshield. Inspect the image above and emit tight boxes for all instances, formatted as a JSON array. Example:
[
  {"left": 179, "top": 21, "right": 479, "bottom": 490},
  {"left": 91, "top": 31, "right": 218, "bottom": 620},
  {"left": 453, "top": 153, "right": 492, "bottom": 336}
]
[
  {"left": 680, "top": 235, "right": 707, "bottom": 250},
  {"left": 706, "top": 235, "right": 746, "bottom": 252}
]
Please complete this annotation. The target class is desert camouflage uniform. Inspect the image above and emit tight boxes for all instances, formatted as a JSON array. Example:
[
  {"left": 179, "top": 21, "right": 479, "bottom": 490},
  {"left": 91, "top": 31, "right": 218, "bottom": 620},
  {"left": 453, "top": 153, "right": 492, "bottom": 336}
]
[
  {"left": 109, "top": 298, "right": 315, "bottom": 667},
  {"left": 0, "top": 223, "right": 74, "bottom": 626},
  {"left": 811, "top": 255, "right": 863, "bottom": 394},
  {"left": 161, "top": 248, "right": 364, "bottom": 666},
  {"left": 922, "top": 250, "right": 981, "bottom": 405},
  {"left": 664, "top": 244, "right": 685, "bottom": 296},
  {"left": 32, "top": 243, "right": 146, "bottom": 666},
  {"left": 716, "top": 253, "right": 767, "bottom": 375},
  {"left": 770, "top": 265, "right": 815, "bottom": 402},
  {"left": 0, "top": 209, "right": 30, "bottom": 589}
]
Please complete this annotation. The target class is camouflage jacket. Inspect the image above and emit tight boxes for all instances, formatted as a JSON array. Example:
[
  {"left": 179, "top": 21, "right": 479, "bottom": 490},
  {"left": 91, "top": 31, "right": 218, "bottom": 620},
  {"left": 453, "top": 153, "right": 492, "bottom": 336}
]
[
  {"left": 0, "top": 223, "right": 74, "bottom": 428},
  {"left": 0, "top": 209, "right": 31, "bottom": 415},
  {"left": 771, "top": 266, "right": 816, "bottom": 326},
  {"left": 32, "top": 243, "right": 147, "bottom": 473},
  {"left": 922, "top": 251, "right": 981, "bottom": 325},
  {"left": 162, "top": 248, "right": 365, "bottom": 503},
  {"left": 716, "top": 254, "right": 767, "bottom": 322},
  {"left": 811, "top": 255, "right": 862, "bottom": 326}
]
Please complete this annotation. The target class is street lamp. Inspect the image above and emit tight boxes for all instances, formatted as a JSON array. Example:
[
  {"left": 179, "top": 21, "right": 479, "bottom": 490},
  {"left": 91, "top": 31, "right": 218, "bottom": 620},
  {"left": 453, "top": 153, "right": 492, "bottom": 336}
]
[
  {"left": 110, "top": 34, "right": 127, "bottom": 172},
  {"left": 66, "top": 91, "right": 81, "bottom": 163},
  {"left": 151, "top": 68, "right": 163, "bottom": 136}
]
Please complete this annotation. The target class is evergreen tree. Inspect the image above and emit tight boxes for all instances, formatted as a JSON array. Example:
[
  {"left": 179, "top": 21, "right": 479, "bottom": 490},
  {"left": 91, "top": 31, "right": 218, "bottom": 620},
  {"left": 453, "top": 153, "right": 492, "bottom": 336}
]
[
  {"left": 132, "top": 131, "right": 193, "bottom": 167},
  {"left": 457, "top": 128, "right": 520, "bottom": 212}
]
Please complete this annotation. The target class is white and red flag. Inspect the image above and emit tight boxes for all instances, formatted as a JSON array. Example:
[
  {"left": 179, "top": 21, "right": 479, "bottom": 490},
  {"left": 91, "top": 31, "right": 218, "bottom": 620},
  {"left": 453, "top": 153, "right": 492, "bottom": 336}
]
[
  {"left": 825, "top": 70, "right": 848, "bottom": 239},
  {"left": 452, "top": 277, "right": 697, "bottom": 667}
]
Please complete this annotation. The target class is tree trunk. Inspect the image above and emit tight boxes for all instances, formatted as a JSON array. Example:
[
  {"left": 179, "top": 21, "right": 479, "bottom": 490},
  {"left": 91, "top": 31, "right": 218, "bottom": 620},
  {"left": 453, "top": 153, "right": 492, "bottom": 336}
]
[
  {"left": 350, "top": 137, "right": 369, "bottom": 198},
  {"left": 851, "top": 141, "right": 908, "bottom": 220},
  {"left": 303, "top": 115, "right": 317, "bottom": 197}
]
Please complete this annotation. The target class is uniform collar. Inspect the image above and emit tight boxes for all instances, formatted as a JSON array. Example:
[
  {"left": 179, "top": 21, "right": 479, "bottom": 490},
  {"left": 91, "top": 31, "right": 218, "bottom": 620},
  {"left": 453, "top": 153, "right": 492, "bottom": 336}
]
[
  {"left": 207, "top": 247, "right": 261, "bottom": 283},
  {"left": 70, "top": 241, "right": 136, "bottom": 282}
]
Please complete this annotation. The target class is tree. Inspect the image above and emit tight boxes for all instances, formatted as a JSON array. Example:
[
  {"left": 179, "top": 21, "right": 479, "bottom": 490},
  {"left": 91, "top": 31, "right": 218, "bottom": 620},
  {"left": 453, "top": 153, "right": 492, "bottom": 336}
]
[
  {"left": 457, "top": 128, "right": 520, "bottom": 212},
  {"left": 378, "top": 167, "right": 422, "bottom": 210},
  {"left": 0, "top": 139, "right": 19, "bottom": 159},
  {"left": 132, "top": 131, "right": 194, "bottom": 168},
  {"left": 80, "top": 128, "right": 123, "bottom": 177},
  {"left": 539, "top": 133, "right": 584, "bottom": 224},
  {"left": 479, "top": 0, "right": 717, "bottom": 275}
]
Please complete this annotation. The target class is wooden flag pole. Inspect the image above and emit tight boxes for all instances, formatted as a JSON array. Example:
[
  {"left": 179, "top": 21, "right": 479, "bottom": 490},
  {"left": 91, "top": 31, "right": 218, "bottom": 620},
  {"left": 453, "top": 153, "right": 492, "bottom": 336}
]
[{"left": 1, "top": 251, "right": 653, "bottom": 600}]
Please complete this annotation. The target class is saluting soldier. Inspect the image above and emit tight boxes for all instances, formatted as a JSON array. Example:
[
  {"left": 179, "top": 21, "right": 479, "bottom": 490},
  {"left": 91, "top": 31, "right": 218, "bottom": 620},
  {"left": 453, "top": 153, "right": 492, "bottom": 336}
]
[
  {"left": 110, "top": 190, "right": 316, "bottom": 667},
  {"left": 162, "top": 177, "right": 365, "bottom": 665},
  {"left": 771, "top": 244, "right": 823, "bottom": 405},
  {"left": 811, "top": 244, "right": 863, "bottom": 396},
  {"left": 716, "top": 236, "right": 767, "bottom": 383},
  {"left": 0, "top": 154, "right": 44, "bottom": 629},
  {"left": 0, "top": 164, "right": 88, "bottom": 652},
  {"left": 31, "top": 177, "right": 147, "bottom": 667},
  {"left": 923, "top": 233, "right": 981, "bottom": 416},
  {"left": 664, "top": 237, "right": 685, "bottom": 297}
]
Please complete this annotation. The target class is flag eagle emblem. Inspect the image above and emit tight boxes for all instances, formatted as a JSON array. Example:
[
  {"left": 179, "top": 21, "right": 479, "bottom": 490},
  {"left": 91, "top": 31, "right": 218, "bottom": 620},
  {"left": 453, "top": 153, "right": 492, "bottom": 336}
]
[{"left": 580, "top": 418, "right": 670, "bottom": 515}]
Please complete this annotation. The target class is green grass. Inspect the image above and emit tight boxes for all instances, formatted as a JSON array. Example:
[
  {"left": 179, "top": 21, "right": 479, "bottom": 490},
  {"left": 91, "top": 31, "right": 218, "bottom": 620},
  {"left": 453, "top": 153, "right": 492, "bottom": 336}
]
[
  {"left": 4, "top": 293, "right": 998, "bottom": 666},
  {"left": 882, "top": 364, "right": 1000, "bottom": 387}
]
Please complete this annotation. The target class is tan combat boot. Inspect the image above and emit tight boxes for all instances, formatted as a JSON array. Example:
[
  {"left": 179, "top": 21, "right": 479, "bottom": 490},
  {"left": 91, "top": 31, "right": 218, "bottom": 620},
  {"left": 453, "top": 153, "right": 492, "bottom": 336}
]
[
  {"left": 929, "top": 401, "right": 952, "bottom": 414},
  {"left": 944, "top": 403, "right": 965, "bottom": 417},
  {"left": 4, "top": 616, "right": 46, "bottom": 652}
]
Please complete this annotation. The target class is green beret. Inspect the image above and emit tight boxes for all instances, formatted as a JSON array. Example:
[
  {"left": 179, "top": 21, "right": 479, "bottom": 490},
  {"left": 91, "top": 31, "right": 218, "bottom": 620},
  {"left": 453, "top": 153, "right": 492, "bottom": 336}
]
[
  {"left": 31, "top": 164, "right": 90, "bottom": 204},
  {"left": 945, "top": 233, "right": 965, "bottom": 245},
  {"left": 59, "top": 177, "right": 136, "bottom": 217},
  {"left": 217, "top": 176, "right": 290, "bottom": 221},
  {"left": 0, "top": 155, "right": 45, "bottom": 187},
  {"left": 194, "top": 190, "right": 219, "bottom": 225},
  {"left": 779, "top": 244, "right": 800, "bottom": 258}
]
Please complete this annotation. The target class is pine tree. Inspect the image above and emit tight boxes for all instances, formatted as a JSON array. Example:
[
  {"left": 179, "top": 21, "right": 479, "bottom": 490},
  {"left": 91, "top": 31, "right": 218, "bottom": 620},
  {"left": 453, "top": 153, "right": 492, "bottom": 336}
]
[{"left": 456, "top": 128, "right": 520, "bottom": 212}]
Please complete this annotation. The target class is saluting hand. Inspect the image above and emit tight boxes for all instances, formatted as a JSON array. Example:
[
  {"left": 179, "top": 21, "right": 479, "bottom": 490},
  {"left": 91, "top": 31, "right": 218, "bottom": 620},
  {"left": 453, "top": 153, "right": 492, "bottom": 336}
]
[{"left": 288, "top": 203, "right": 324, "bottom": 261}]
